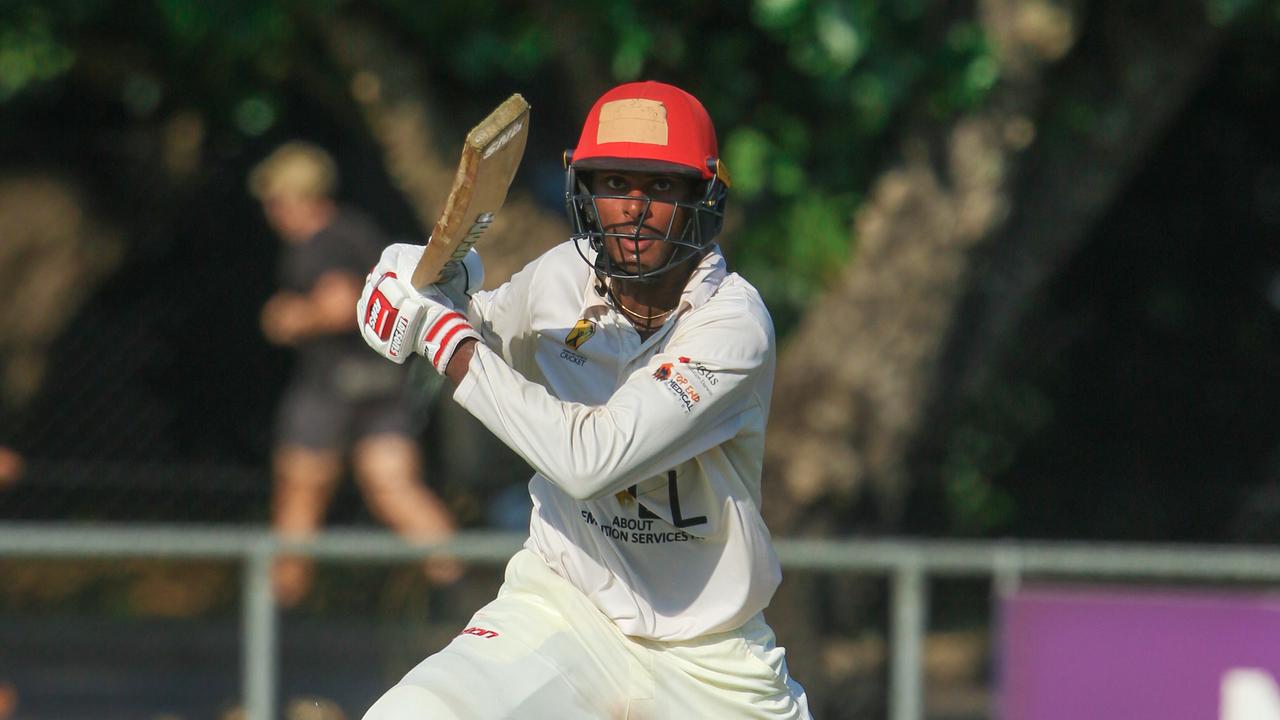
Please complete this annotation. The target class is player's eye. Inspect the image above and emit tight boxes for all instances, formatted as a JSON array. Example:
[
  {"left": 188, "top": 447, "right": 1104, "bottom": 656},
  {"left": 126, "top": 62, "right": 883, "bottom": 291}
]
[
  {"left": 603, "top": 175, "right": 629, "bottom": 192},
  {"left": 650, "top": 178, "right": 674, "bottom": 193}
]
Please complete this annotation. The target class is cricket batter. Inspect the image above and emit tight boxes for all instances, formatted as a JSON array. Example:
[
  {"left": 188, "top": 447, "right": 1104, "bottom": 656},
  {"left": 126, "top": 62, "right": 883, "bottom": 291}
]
[{"left": 358, "top": 81, "right": 810, "bottom": 719}]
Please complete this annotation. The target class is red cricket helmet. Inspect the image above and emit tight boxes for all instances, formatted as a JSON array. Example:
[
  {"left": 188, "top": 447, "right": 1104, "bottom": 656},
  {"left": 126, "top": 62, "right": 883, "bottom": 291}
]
[
  {"left": 570, "top": 81, "right": 720, "bottom": 180},
  {"left": 564, "top": 81, "right": 731, "bottom": 282}
]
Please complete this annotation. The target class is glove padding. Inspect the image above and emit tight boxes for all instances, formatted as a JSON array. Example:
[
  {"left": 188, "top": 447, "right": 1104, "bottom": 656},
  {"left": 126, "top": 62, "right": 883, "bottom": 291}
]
[
  {"left": 357, "top": 270, "right": 480, "bottom": 374},
  {"left": 371, "top": 242, "right": 483, "bottom": 308}
]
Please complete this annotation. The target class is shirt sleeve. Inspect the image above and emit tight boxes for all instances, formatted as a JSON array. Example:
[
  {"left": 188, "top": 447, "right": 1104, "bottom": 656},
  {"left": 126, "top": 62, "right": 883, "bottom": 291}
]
[{"left": 452, "top": 298, "right": 772, "bottom": 501}]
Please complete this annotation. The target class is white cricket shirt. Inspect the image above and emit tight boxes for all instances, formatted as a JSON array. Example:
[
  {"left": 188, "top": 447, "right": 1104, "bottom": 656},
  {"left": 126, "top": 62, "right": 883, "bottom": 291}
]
[{"left": 453, "top": 241, "right": 781, "bottom": 641}]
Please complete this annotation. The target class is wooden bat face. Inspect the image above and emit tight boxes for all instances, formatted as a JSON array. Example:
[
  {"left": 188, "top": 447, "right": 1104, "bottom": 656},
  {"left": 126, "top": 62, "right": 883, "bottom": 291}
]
[{"left": 412, "top": 94, "right": 530, "bottom": 288}]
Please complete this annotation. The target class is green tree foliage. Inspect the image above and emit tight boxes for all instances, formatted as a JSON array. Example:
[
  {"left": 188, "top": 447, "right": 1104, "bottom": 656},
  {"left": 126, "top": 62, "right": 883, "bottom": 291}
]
[
  {"left": 0, "top": 4, "right": 77, "bottom": 101},
  {"left": 7, "top": 0, "right": 1276, "bottom": 542},
  {"left": 0, "top": 0, "right": 999, "bottom": 333}
]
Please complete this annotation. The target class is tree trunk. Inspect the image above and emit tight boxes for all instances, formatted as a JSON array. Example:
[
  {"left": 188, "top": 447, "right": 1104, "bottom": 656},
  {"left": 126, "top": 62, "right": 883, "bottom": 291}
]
[
  {"left": 761, "top": 1, "right": 1223, "bottom": 712},
  {"left": 764, "top": 0, "right": 1222, "bottom": 534},
  {"left": 319, "top": 12, "right": 568, "bottom": 287},
  {"left": 0, "top": 176, "right": 123, "bottom": 411}
]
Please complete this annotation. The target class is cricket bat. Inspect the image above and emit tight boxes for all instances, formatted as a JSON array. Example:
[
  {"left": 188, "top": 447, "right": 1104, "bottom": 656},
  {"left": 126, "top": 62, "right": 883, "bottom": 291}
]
[{"left": 411, "top": 93, "right": 530, "bottom": 288}]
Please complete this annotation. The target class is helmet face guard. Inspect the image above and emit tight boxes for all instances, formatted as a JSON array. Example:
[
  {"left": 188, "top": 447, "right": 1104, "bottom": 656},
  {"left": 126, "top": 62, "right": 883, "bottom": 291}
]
[
  {"left": 564, "top": 160, "right": 729, "bottom": 282},
  {"left": 563, "top": 81, "right": 731, "bottom": 282}
]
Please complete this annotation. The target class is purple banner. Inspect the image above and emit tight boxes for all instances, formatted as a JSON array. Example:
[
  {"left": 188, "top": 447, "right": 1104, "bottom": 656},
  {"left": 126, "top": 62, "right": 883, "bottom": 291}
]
[{"left": 1000, "top": 586, "right": 1280, "bottom": 720}]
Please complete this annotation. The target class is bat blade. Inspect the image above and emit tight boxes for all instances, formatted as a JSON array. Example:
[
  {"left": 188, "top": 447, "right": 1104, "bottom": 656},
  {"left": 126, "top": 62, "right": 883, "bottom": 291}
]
[{"left": 412, "top": 93, "right": 530, "bottom": 288}]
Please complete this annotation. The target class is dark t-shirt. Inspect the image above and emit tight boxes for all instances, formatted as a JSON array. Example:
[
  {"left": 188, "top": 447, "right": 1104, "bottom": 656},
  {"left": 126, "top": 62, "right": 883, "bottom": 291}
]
[{"left": 278, "top": 208, "right": 403, "bottom": 399}]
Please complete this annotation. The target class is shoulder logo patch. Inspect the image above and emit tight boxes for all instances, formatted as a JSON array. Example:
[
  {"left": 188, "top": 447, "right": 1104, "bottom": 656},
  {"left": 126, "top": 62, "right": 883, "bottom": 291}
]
[
  {"left": 565, "top": 318, "right": 596, "bottom": 350},
  {"left": 678, "top": 357, "right": 718, "bottom": 387}
]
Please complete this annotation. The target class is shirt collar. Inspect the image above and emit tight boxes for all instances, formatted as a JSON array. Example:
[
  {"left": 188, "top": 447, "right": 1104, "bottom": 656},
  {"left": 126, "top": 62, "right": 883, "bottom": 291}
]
[
  {"left": 681, "top": 244, "right": 728, "bottom": 311},
  {"left": 580, "top": 244, "right": 728, "bottom": 315}
]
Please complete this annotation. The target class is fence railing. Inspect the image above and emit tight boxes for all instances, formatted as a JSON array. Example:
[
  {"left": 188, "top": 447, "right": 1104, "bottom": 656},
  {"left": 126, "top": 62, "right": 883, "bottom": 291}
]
[{"left": 4, "top": 523, "right": 1280, "bottom": 720}]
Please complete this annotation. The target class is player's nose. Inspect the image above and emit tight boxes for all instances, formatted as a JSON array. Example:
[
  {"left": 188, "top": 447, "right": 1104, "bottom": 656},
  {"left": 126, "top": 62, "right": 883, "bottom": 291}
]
[{"left": 620, "top": 190, "right": 650, "bottom": 220}]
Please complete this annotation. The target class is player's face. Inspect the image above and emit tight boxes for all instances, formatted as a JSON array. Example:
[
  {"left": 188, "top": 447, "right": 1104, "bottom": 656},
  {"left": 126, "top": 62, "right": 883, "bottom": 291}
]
[
  {"left": 263, "top": 194, "right": 321, "bottom": 244},
  {"left": 589, "top": 171, "right": 697, "bottom": 273}
]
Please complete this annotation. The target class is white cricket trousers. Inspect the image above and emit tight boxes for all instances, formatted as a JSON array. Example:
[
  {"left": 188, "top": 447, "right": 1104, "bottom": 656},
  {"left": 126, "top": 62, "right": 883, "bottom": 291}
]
[{"left": 363, "top": 548, "right": 811, "bottom": 719}]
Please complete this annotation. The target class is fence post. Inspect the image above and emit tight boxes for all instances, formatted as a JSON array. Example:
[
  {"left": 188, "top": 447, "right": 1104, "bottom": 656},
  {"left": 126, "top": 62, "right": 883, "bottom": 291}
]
[
  {"left": 993, "top": 546, "right": 1023, "bottom": 598},
  {"left": 243, "top": 539, "right": 277, "bottom": 720},
  {"left": 890, "top": 561, "right": 926, "bottom": 720}
]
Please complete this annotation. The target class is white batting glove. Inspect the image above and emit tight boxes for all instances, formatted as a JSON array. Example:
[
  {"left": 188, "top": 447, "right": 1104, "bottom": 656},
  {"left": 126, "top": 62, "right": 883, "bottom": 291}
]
[
  {"left": 357, "top": 270, "right": 480, "bottom": 374},
  {"left": 370, "top": 242, "right": 484, "bottom": 307}
]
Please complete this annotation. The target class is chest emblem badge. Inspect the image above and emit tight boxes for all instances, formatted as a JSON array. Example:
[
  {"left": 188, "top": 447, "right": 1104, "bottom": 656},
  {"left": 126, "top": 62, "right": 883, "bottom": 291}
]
[{"left": 565, "top": 318, "right": 596, "bottom": 350}]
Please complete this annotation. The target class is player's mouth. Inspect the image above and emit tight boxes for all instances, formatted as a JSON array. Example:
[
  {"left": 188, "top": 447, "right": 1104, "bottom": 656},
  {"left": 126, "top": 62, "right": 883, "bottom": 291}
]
[
  {"left": 619, "top": 238, "right": 656, "bottom": 256},
  {"left": 608, "top": 224, "right": 665, "bottom": 247}
]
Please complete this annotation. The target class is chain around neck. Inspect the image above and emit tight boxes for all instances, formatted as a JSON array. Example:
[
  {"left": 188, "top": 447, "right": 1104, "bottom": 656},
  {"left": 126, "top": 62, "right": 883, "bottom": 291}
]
[
  {"left": 617, "top": 301, "right": 674, "bottom": 322},
  {"left": 607, "top": 285, "right": 676, "bottom": 323}
]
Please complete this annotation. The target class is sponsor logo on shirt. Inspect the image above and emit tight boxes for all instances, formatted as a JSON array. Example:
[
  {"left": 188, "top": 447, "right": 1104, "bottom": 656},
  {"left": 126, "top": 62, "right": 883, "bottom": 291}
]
[
  {"left": 559, "top": 348, "right": 586, "bottom": 366},
  {"left": 564, "top": 318, "right": 596, "bottom": 350},
  {"left": 579, "top": 509, "right": 693, "bottom": 545},
  {"left": 558, "top": 318, "right": 595, "bottom": 367},
  {"left": 460, "top": 626, "right": 499, "bottom": 639},
  {"left": 653, "top": 362, "right": 700, "bottom": 412},
  {"left": 678, "top": 356, "right": 718, "bottom": 387}
]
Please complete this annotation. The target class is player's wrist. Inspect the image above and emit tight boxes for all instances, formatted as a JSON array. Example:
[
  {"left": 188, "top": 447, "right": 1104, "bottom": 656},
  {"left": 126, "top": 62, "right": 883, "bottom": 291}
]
[{"left": 444, "top": 337, "right": 478, "bottom": 383}]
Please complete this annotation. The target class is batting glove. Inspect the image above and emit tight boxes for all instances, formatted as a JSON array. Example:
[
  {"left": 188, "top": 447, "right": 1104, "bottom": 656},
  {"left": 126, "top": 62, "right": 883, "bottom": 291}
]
[
  {"left": 369, "top": 242, "right": 484, "bottom": 308},
  {"left": 357, "top": 270, "right": 480, "bottom": 374}
]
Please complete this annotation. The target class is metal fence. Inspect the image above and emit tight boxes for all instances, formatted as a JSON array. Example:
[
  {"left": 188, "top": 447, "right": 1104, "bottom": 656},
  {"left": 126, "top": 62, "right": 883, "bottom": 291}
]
[{"left": 3, "top": 524, "right": 1280, "bottom": 720}]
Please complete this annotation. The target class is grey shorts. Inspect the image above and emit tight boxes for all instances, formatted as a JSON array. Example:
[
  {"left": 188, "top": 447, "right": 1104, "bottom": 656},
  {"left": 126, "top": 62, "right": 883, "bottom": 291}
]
[{"left": 274, "top": 380, "right": 425, "bottom": 451}]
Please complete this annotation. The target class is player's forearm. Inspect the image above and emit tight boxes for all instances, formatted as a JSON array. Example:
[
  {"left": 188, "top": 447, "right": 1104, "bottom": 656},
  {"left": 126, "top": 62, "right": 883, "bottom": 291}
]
[
  {"left": 454, "top": 343, "right": 747, "bottom": 500},
  {"left": 266, "top": 278, "right": 365, "bottom": 343},
  {"left": 309, "top": 276, "right": 364, "bottom": 336},
  {"left": 311, "top": 305, "right": 362, "bottom": 336},
  {"left": 273, "top": 304, "right": 353, "bottom": 343}
]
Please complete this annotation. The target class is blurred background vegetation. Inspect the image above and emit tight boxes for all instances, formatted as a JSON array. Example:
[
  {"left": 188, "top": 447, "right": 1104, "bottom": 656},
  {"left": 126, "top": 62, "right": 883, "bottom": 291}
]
[
  {"left": 1, "top": 0, "right": 1270, "bottom": 535},
  {"left": 2, "top": 0, "right": 1280, "bottom": 717}
]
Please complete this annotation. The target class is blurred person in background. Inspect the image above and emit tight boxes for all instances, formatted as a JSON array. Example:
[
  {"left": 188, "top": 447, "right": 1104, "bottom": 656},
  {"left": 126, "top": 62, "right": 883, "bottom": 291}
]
[
  {"left": 0, "top": 445, "right": 15, "bottom": 712},
  {"left": 250, "top": 142, "right": 459, "bottom": 606},
  {"left": 0, "top": 681, "right": 14, "bottom": 720},
  {"left": 0, "top": 446, "right": 20, "bottom": 491},
  {"left": 0, "top": 447, "right": 19, "bottom": 719}
]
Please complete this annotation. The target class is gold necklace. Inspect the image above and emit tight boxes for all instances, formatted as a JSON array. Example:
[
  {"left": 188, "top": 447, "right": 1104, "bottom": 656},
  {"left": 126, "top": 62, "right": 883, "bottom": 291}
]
[
  {"left": 616, "top": 301, "right": 673, "bottom": 322},
  {"left": 607, "top": 286, "right": 675, "bottom": 323}
]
